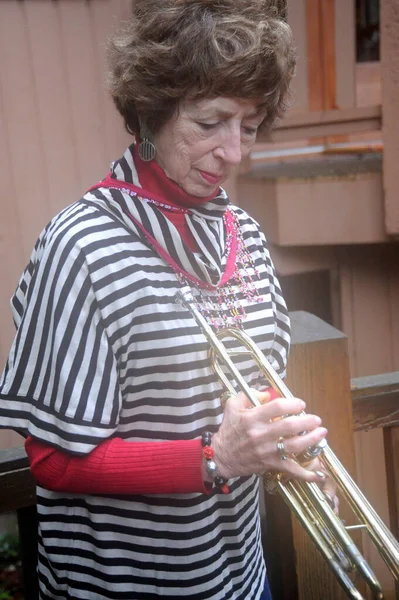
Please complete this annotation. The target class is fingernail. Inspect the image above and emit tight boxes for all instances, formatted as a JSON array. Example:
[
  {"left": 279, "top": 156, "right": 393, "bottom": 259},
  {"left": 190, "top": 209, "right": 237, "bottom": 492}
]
[
  {"left": 315, "top": 470, "right": 325, "bottom": 479},
  {"left": 315, "top": 416, "right": 322, "bottom": 425},
  {"left": 300, "top": 401, "right": 306, "bottom": 409}
]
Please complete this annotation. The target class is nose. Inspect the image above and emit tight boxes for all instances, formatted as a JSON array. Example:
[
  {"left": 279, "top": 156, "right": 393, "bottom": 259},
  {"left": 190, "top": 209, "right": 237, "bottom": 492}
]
[{"left": 214, "top": 127, "right": 243, "bottom": 166}]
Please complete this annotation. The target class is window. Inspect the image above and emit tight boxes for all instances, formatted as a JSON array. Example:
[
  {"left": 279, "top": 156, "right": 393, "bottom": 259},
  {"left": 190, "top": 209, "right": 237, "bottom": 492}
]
[{"left": 356, "top": 0, "right": 380, "bottom": 62}]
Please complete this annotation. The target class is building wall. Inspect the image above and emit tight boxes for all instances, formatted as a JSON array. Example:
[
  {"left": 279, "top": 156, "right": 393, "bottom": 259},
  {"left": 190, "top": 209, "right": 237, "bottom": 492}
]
[{"left": 0, "top": 0, "right": 131, "bottom": 448}]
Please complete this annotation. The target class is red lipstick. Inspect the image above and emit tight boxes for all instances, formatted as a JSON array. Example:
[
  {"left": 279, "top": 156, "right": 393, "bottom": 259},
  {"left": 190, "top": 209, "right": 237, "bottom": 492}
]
[{"left": 199, "top": 170, "right": 223, "bottom": 185}]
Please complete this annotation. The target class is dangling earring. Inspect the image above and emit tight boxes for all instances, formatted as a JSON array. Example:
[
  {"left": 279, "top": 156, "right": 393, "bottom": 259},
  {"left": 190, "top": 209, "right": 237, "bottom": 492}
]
[{"left": 138, "top": 122, "right": 156, "bottom": 162}]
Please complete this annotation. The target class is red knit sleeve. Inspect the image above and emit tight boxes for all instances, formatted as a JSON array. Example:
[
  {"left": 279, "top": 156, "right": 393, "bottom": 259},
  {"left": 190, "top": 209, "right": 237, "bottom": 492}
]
[
  {"left": 25, "top": 436, "right": 209, "bottom": 495},
  {"left": 26, "top": 387, "right": 279, "bottom": 495}
]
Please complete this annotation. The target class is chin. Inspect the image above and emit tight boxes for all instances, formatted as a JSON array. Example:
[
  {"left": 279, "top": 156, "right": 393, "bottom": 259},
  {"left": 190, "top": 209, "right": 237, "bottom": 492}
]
[{"left": 185, "top": 183, "right": 219, "bottom": 198}]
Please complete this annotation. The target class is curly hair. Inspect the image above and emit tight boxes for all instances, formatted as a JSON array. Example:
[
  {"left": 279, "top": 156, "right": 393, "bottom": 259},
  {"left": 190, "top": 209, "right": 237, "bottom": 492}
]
[{"left": 107, "top": 0, "right": 295, "bottom": 136}]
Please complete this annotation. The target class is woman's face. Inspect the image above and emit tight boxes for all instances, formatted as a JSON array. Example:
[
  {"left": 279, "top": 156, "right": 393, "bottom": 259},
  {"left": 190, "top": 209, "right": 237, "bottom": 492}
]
[{"left": 153, "top": 97, "right": 266, "bottom": 197}]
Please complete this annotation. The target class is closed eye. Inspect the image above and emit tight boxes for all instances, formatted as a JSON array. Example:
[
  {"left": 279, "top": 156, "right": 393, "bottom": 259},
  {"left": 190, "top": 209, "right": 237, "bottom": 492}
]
[
  {"left": 242, "top": 126, "right": 258, "bottom": 136},
  {"left": 197, "top": 122, "right": 219, "bottom": 131}
]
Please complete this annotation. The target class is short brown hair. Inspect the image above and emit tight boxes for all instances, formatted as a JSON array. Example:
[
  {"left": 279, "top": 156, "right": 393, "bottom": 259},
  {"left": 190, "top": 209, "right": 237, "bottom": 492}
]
[{"left": 107, "top": 0, "right": 296, "bottom": 136}]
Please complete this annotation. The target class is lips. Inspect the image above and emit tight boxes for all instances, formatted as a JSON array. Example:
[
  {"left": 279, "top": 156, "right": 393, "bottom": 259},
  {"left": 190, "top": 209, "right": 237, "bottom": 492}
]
[{"left": 199, "top": 170, "right": 224, "bottom": 185}]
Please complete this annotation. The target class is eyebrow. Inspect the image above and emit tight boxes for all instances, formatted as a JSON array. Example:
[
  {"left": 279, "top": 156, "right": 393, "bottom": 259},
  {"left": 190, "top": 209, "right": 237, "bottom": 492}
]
[{"left": 201, "top": 107, "right": 264, "bottom": 120}]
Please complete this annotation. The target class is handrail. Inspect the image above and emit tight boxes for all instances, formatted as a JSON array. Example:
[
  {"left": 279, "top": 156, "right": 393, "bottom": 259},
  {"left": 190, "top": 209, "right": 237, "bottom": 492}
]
[
  {"left": 0, "top": 446, "right": 35, "bottom": 513},
  {"left": 351, "top": 371, "right": 399, "bottom": 432}
]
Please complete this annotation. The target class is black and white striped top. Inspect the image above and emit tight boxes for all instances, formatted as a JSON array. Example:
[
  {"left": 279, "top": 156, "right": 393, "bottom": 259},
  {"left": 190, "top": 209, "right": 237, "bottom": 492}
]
[{"left": 0, "top": 148, "right": 290, "bottom": 599}]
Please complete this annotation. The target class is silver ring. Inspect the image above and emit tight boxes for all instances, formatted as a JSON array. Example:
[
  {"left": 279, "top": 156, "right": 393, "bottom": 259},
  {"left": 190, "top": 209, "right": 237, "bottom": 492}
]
[{"left": 277, "top": 437, "right": 288, "bottom": 461}]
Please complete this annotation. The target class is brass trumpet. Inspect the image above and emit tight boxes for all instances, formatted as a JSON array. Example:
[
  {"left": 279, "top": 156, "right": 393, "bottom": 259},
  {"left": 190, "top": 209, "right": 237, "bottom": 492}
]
[{"left": 176, "top": 289, "right": 399, "bottom": 600}]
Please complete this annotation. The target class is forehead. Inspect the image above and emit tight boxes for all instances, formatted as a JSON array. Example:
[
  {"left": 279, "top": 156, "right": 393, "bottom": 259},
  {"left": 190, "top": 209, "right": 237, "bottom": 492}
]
[{"left": 182, "top": 97, "right": 265, "bottom": 118}]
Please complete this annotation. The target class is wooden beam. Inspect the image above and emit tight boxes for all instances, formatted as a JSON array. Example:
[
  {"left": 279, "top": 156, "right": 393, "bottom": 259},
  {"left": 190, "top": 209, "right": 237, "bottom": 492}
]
[
  {"left": 260, "top": 106, "right": 382, "bottom": 143},
  {"left": 351, "top": 371, "right": 399, "bottom": 432},
  {"left": 0, "top": 445, "right": 29, "bottom": 473}
]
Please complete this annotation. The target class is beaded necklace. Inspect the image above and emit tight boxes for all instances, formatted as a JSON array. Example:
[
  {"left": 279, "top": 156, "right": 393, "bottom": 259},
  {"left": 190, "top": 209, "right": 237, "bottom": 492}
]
[
  {"left": 175, "top": 208, "right": 262, "bottom": 329},
  {"left": 88, "top": 178, "right": 262, "bottom": 329}
]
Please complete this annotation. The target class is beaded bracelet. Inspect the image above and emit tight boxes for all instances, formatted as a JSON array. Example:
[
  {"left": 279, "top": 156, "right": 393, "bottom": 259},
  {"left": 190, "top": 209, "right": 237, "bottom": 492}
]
[{"left": 201, "top": 431, "right": 229, "bottom": 494}]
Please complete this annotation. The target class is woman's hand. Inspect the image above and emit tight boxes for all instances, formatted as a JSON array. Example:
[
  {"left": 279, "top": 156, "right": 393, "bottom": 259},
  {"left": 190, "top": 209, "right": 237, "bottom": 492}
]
[{"left": 212, "top": 389, "right": 328, "bottom": 484}]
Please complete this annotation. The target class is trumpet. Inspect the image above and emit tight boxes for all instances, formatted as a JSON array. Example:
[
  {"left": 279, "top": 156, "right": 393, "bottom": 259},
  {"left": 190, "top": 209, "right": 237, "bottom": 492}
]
[{"left": 175, "top": 289, "right": 399, "bottom": 600}]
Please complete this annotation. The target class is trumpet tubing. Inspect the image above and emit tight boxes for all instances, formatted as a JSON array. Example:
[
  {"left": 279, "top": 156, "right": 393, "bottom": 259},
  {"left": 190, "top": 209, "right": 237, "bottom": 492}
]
[{"left": 175, "top": 289, "right": 399, "bottom": 600}]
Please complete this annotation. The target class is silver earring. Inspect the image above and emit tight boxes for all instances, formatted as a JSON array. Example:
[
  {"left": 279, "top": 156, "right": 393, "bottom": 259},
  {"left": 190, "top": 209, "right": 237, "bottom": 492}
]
[{"left": 138, "top": 123, "right": 156, "bottom": 162}]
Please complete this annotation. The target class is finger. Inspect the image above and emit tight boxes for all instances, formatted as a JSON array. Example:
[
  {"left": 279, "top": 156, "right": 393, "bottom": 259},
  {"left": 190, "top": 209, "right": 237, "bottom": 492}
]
[
  {"left": 333, "top": 494, "right": 340, "bottom": 515},
  {"left": 282, "top": 427, "right": 328, "bottom": 456},
  {"left": 321, "top": 480, "right": 338, "bottom": 503},
  {"left": 323, "top": 492, "right": 340, "bottom": 515},
  {"left": 251, "top": 397, "right": 306, "bottom": 421},
  {"left": 321, "top": 477, "right": 337, "bottom": 495},
  {"left": 273, "top": 458, "right": 327, "bottom": 483},
  {"left": 269, "top": 414, "right": 323, "bottom": 438},
  {"left": 307, "top": 461, "right": 339, "bottom": 515},
  {"left": 233, "top": 389, "right": 271, "bottom": 410},
  {"left": 302, "top": 457, "right": 322, "bottom": 471}
]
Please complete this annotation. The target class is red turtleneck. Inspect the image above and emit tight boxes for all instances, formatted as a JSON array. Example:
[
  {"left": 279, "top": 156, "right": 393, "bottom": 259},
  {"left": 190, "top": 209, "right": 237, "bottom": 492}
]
[
  {"left": 128, "top": 143, "right": 220, "bottom": 251},
  {"left": 133, "top": 142, "right": 218, "bottom": 207}
]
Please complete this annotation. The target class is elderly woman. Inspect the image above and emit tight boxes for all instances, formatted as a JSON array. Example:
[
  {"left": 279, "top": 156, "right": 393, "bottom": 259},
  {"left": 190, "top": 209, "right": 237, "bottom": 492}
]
[{"left": 0, "top": 1, "right": 333, "bottom": 599}]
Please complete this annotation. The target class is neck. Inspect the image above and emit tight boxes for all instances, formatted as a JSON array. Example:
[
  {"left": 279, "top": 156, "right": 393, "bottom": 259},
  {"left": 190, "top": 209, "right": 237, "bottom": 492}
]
[{"left": 134, "top": 143, "right": 219, "bottom": 208}]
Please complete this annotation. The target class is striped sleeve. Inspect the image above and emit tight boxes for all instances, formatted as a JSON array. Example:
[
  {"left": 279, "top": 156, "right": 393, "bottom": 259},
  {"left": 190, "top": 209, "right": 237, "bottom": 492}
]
[{"left": 0, "top": 206, "right": 122, "bottom": 454}]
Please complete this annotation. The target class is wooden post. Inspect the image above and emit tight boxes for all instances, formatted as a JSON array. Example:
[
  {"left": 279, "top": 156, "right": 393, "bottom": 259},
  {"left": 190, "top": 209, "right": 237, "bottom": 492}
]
[
  {"left": 263, "top": 311, "right": 364, "bottom": 600},
  {"left": 384, "top": 427, "right": 399, "bottom": 540},
  {"left": 381, "top": 0, "right": 399, "bottom": 236},
  {"left": 17, "top": 505, "right": 39, "bottom": 600},
  {"left": 384, "top": 427, "right": 399, "bottom": 599},
  {"left": 0, "top": 447, "right": 38, "bottom": 600},
  {"left": 306, "top": 0, "right": 337, "bottom": 112}
]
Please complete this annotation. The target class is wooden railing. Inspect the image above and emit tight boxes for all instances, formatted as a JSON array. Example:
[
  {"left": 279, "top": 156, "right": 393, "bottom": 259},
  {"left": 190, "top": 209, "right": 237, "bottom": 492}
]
[
  {"left": 0, "top": 446, "right": 37, "bottom": 599},
  {"left": 352, "top": 371, "right": 399, "bottom": 554},
  {"left": 0, "top": 312, "right": 398, "bottom": 600}
]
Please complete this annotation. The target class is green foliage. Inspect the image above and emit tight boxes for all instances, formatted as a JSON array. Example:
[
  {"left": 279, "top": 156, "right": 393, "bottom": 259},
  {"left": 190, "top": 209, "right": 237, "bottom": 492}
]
[
  {"left": 0, "top": 534, "right": 19, "bottom": 564},
  {"left": 0, "top": 534, "right": 22, "bottom": 599}
]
